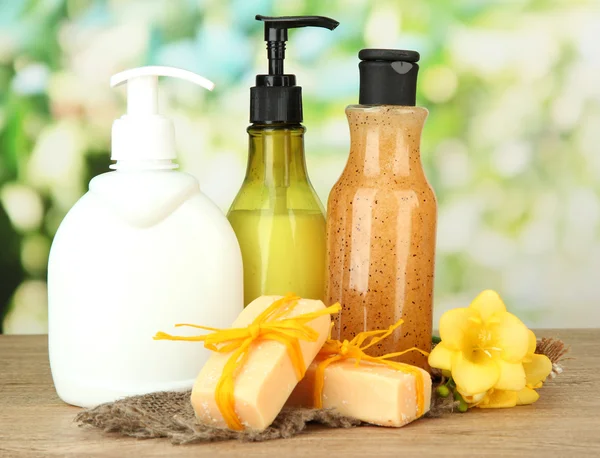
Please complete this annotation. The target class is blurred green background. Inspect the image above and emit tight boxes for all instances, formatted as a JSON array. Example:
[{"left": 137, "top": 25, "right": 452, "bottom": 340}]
[{"left": 1, "top": 0, "right": 599, "bottom": 333}]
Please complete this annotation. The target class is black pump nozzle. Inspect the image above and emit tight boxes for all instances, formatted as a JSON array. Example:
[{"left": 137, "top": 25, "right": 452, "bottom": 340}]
[
  {"left": 251, "top": 15, "right": 339, "bottom": 123},
  {"left": 256, "top": 15, "right": 339, "bottom": 77}
]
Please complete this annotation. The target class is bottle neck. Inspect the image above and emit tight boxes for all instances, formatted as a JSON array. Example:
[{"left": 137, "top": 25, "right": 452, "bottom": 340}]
[
  {"left": 245, "top": 123, "right": 308, "bottom": 186},
  {"left": 345, "top": 105, "right": 428, "bottom": 178}
]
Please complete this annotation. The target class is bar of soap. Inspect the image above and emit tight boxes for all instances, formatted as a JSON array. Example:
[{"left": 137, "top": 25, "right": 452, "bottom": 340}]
[
  {"left": 191, "top": 295, "right": 331, "bottom": 430},
  {"left": 286, "top": 357, "right": 432, "bottom": 427}
]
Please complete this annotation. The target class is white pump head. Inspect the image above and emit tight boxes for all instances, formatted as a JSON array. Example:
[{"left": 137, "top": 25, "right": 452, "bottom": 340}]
[{"left": 110, "top": 66, "right": 214, "bottom": 169}]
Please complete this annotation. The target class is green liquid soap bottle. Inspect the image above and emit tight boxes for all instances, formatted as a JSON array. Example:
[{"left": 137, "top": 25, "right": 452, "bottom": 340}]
[{"left": 228, "top": 15, "right": 339, "bottom": 306}]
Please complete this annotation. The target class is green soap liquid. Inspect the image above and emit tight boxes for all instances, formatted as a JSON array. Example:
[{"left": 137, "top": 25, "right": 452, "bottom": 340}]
[{"left": 228, "top": 209, "right": 326, "bottom": 306}]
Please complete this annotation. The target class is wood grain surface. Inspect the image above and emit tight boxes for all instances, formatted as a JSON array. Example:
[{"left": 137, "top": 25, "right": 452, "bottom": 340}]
[{"left": 0, "top": 330, "right": 598, "bottom": 457}]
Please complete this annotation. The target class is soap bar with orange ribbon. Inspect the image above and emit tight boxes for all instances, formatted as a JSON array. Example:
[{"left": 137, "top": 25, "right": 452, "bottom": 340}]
[
  {"left": 286, "top": 321, "right": 432, "bottom": 427},
  {"left": 155, "top": 295, "right": 338, "bottom": 431}
]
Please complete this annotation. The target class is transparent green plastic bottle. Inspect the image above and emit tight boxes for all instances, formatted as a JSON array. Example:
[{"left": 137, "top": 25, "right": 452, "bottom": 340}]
[
  {"left": 227, "top": 15, "right": 338, "bottom": 306},
  {"left": 228, "top": 123, "right": 326, "bottom": 306}
]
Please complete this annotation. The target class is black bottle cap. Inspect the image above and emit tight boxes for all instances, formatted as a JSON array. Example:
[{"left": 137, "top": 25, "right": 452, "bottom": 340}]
[
  {"left": 358, "top": 48, "right": 420, "bottom": 106},
  {"left": 250, "top": 15, "right": 339, "bottom": 123}
]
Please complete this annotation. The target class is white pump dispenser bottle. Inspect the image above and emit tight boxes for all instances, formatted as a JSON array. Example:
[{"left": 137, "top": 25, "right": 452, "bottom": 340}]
[{"left": 48, "top": 66, "right": 244, "bottom": 408}]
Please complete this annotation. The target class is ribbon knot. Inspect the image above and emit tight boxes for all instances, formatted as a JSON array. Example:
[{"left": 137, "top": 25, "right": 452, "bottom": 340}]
[
  {"left": 314, "top": 319, "right": 430, "bottom": 417},
  {"left": 340, "top": 340, "right": 350, "bottom": 356},
  {"left": 248, "top": 323, "right": 261, "bottom": 340},
  {"left": 154, "top": 294, "right": 341, "bottom": 431}
]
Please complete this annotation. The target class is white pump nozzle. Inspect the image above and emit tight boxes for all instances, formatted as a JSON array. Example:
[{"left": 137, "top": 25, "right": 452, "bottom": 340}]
[{"left": 110, "top": 66, "right": 215, "bottom": 169}]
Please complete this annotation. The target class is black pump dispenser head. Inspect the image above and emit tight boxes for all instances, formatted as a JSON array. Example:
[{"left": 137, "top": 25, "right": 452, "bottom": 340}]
[
  {"left": 358, "top": 49, "right": 420, "bottom": 106},
  {"left": 250, "top": 15, "right": 339, "bottom": 123}
]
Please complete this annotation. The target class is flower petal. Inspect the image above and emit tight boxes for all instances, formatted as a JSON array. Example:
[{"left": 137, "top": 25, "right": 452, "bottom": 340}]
[
  {"left": 524, "top": 354, "right": 552, "bottom": 386},
  {"left": 478, "top": 389, "right": 518, "bottom": 409},
  {"left": 469, "top": 290, "right": 507, "bottom": 321},
  {"left": 439, "top": 307, "right": 479, "bottom": 351},
  {"left": 428, "top": 342, "right": 454, "bottom": 370},
  {"left": 527, "top": 329, "right": 537, "bottom": 355},
  {"left": 489, "top": 311, "right": 530, "bottom": 363},
  {"left": 517, "top": 387, "right": 540, "bottom": 405},
  {"left": 452, "top": 350, "right": 500, "bottom": 396},
  {"left": 494, "top": 360, "right": 526, "bottom": 391}
]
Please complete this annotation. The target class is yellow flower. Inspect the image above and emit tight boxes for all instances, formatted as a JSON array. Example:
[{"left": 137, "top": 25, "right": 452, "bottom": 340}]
[
  {"left": 429, "top": 290, "right": 530, "bottom": 397},
  {"left": 473, "top": 329, "right": 553, "bottom": 408}
]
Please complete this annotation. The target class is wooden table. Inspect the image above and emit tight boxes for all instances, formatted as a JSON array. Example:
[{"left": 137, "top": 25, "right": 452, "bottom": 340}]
[{"left": 1, "top": 330, "right": 599, "bottom": 457}]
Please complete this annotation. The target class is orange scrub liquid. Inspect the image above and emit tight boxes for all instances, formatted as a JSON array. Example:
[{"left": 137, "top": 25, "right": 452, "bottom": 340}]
[{"left": 326, "top": 105, "right": 436, "bottom": 369}]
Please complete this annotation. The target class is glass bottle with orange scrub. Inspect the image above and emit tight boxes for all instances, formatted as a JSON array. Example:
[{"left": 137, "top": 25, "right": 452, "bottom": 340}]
[
  {"left": 326, "top": 49, "right": 437, "bottom": 370},
  {"left": 228, "top": 15, "right": 339, "bottom": 306}
]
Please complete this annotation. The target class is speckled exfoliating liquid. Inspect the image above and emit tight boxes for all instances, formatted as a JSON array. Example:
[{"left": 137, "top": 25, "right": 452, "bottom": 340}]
[{"left": 326, "top": 105, "right": 436, "bottom": 370}]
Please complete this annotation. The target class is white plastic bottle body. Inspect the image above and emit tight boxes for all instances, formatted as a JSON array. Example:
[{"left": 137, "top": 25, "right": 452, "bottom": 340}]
[{"left": 48, "top": 170, "right": 243, "bottom": 407}]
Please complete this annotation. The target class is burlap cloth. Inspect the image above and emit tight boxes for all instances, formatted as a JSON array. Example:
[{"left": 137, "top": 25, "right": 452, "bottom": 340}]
[{"left": 75, "top": 338, "right": 568, "bottom": 444}]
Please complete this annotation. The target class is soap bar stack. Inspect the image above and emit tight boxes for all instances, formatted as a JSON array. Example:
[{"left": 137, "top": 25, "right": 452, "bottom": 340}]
[{"left": 187, "top": 295, "right": 432, "bottom": 431}]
